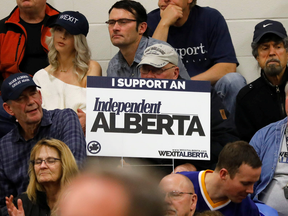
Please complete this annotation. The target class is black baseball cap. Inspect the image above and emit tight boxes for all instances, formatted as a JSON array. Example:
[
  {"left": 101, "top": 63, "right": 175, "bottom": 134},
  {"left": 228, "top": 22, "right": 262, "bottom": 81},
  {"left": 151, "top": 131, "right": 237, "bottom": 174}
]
[
  {"left": 51, "top": 11, "right": 89, "bottom": 37},
  {"left": 253, "top": 20, "right": 287, "bottom": 43},
  {"left": 1, "top": 73, "right": 40, "bottom": 102}
]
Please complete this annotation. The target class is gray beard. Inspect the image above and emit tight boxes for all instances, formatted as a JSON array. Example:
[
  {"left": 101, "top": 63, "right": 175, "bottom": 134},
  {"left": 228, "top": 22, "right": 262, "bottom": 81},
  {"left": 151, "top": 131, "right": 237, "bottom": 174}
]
[{"left": 263, "top": 64, "right": 283, "bottom": 76}]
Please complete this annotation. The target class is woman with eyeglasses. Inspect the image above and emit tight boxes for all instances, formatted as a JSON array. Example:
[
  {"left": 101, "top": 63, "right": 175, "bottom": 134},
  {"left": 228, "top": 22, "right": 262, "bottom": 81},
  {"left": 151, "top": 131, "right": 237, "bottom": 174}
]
[
  {"left": 4, "top": 138, "right": 79, "bottom": 216},
  {"left": 33, "top": 11, "right": 102, "bottom": 134}
]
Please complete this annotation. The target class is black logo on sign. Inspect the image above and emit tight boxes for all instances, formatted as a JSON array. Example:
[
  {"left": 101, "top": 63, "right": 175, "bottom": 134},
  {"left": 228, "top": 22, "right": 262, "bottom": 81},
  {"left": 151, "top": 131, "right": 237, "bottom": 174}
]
[{"left": 87, "top": 141, "right": 101, "bottom": 154}]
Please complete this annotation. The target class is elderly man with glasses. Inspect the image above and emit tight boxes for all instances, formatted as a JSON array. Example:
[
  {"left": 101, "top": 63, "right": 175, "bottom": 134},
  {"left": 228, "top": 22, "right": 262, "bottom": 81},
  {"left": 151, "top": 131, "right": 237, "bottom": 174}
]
[
  {"left": 139, "top": 43, "right": 180, "bottom": 80},
  {"left": 138, "top": 43, "right": 239, "bottom": 171},
  {"left": 160, "top": 173, "right": 197, "bottom": 216}
]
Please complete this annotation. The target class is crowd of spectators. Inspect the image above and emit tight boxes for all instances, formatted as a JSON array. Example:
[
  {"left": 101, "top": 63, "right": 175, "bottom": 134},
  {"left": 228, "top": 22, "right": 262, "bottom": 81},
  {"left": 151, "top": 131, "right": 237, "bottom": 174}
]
[{"left": 0, "top": 0, "right": 287, "bottom": 215}]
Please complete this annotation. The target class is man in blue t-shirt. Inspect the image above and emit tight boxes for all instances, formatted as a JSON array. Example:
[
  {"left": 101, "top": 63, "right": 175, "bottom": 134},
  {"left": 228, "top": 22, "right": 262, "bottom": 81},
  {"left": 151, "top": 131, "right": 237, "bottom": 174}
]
[{"left": 147, "top": 0, "right": 246, "bottom": 119}]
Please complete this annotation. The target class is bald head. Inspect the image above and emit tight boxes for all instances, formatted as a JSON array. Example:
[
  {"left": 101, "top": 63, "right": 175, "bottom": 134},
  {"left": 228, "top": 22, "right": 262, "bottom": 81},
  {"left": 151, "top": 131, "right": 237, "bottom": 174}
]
[
  {"left": 58, "top": 175, "right": 129, "bottom": 216},
  {"left": 159, "top": 174, "right": 197, "bottom": 216},
  {"left": 160, "top": 173, "right": 195, "bottom": 192}
]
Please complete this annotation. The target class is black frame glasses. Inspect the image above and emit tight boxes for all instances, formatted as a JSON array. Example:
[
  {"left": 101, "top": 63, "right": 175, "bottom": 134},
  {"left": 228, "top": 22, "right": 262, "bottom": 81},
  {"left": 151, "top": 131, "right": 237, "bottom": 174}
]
[
  {"left": 31, "top": 157, "right": 61, "bottom": 166},
  {"left": 105, "top": 18, "right": 137, "bottom": 26}
]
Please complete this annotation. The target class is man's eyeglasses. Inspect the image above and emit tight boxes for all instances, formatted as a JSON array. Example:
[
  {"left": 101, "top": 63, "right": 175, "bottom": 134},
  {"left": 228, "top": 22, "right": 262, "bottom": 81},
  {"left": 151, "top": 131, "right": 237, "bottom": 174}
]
[
  {"left": 140, "top": 65, "right": 176, "bottom": 75},
  {"left": 105, "top": 19, "right": 137, "bottom": 26},
  {"left": 163, "top": 191, "right": 194, "bottom": 200},
  {"left": 31, "top": 157, "right": 61, "bottom": 166}
]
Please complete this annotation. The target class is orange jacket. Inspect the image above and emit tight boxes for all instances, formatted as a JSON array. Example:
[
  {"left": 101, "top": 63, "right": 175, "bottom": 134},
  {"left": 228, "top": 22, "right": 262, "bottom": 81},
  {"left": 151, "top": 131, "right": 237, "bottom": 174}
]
[{"left": 0, "top": 3, "right": 59, "bottom": 81}]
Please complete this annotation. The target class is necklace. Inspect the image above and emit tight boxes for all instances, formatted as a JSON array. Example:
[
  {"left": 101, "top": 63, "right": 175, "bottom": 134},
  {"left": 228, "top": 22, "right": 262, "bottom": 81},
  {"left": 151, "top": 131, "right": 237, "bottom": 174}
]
[{"left": 60, "top": 65, "right": 73, "bottom": 72}]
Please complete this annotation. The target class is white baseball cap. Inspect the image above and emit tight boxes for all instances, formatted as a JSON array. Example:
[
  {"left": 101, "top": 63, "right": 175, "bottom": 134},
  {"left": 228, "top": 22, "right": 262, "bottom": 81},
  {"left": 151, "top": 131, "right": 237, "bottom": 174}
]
[{"left": 138, "top": 44, "right": 178, "bottom": 68}]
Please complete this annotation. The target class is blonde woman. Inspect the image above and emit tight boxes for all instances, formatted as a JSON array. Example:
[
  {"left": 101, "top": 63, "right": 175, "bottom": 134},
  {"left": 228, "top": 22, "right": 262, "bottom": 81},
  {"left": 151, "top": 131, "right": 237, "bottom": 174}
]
[
  {"left": 33, "top": 11, "right": 102, "bottom": 132},
  {"left": 5, "top": 138, "right": 79, "bottom": 216}
]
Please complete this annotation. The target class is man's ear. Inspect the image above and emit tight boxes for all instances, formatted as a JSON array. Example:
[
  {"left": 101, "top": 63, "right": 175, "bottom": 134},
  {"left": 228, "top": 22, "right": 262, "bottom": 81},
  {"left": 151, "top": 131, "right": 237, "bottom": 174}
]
[
  {"left": 219, "top": 168, "right": 229, "bottom": 180},
  {"left": 190, "top": 193, "right": 197, "bottom": 213},
  {"left": 138, "top": 22, "right": 148, "bottom": 35},
  {"left": 3, "top": 102, "right": 15, "bottom": 116},
  {"left": 173, "top": 67, "right": 179, "bottom": 79},
  {"left": 38, "top": 90, "right": 42, "bottom": 104}
]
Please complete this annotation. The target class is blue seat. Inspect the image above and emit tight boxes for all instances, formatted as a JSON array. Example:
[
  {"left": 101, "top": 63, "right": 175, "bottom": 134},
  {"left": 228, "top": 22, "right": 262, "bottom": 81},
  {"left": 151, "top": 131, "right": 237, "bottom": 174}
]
[{"left": 255, "top": 203, "right": 278, "bottom": 216}]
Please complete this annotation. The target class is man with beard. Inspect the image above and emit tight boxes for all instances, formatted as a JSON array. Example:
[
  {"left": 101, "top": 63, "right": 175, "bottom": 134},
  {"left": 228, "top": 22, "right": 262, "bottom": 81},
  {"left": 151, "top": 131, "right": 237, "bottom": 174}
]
[
  {"left": 159, "top": 173, "right": 197, "bottom": 216},
  {"left": 235, "top": 20, "right": 288, "bottom": 142}
]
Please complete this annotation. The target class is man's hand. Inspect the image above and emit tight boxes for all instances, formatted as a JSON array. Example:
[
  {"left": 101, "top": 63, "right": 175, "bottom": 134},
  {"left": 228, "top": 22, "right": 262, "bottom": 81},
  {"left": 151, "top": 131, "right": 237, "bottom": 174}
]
[
  {"left": 77, "top": 109, "right": 86, "bottom": 135},
  {"left": 152, "top": 3, "right": 183, "bottom": 42},
  {"left": 160, "top": 4, "right": 183, "bottom": 27}
]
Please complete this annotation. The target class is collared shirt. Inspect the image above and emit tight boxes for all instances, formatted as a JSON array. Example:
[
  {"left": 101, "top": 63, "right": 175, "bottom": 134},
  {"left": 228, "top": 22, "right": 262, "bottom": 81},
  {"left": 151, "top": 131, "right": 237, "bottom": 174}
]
[
  {"left": 250, "top": 116, "right": 287, "bottom": 202},
  {"left": 107, "top": 36, "right": 190, "bottom": 80},
  {"left": 0, "top": 108, "right": 86, "bottom": 207}
]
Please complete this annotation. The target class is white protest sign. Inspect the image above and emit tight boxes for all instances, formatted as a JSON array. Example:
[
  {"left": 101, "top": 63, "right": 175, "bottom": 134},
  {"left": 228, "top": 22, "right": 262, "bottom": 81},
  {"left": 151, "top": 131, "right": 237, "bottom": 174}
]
[{"left": 86, "top": 77, "right": 210, "bottom": 160}]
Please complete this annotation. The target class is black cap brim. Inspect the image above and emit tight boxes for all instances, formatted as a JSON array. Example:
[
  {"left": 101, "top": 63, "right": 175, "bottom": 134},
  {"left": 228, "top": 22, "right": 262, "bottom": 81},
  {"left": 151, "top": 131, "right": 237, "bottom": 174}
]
[{"left": 253, "top": 31, "right": 287, "bottom": 43}]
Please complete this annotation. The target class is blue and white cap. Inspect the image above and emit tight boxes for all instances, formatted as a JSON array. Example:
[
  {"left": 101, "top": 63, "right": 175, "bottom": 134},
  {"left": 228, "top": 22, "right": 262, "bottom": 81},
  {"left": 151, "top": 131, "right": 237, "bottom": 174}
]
[{"left": 1, "top": 73, "right": 40, "bottom": 102}]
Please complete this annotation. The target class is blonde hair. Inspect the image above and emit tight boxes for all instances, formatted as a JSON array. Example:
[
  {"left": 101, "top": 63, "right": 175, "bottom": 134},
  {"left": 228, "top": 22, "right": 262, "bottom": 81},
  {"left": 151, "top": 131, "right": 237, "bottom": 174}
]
[
  {"left": 26, "top": 138, "right": 79, "bottom": 203},
  {"left": 46, "top": 28, "right": 91, "bottom": 81}
]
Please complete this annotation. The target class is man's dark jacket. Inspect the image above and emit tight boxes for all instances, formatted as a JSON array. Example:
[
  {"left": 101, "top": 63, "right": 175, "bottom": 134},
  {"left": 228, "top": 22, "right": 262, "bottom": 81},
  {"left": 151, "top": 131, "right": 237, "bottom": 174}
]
[{"left": 235, "top": 69, "right": 287, "bottom": 142}]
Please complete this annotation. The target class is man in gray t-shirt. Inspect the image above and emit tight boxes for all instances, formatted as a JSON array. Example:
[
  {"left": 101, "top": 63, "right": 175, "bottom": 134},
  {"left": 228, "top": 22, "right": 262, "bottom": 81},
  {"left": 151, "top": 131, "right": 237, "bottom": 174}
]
[{"left": 106, "top": 0, "right": 190, "bottom": 80}]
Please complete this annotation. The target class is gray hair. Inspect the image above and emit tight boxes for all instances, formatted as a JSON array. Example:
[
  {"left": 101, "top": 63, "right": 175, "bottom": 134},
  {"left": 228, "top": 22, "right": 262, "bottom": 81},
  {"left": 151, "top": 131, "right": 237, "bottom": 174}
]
[{"left": 251, "top": 34, "right": 288, "bottom": 58}]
